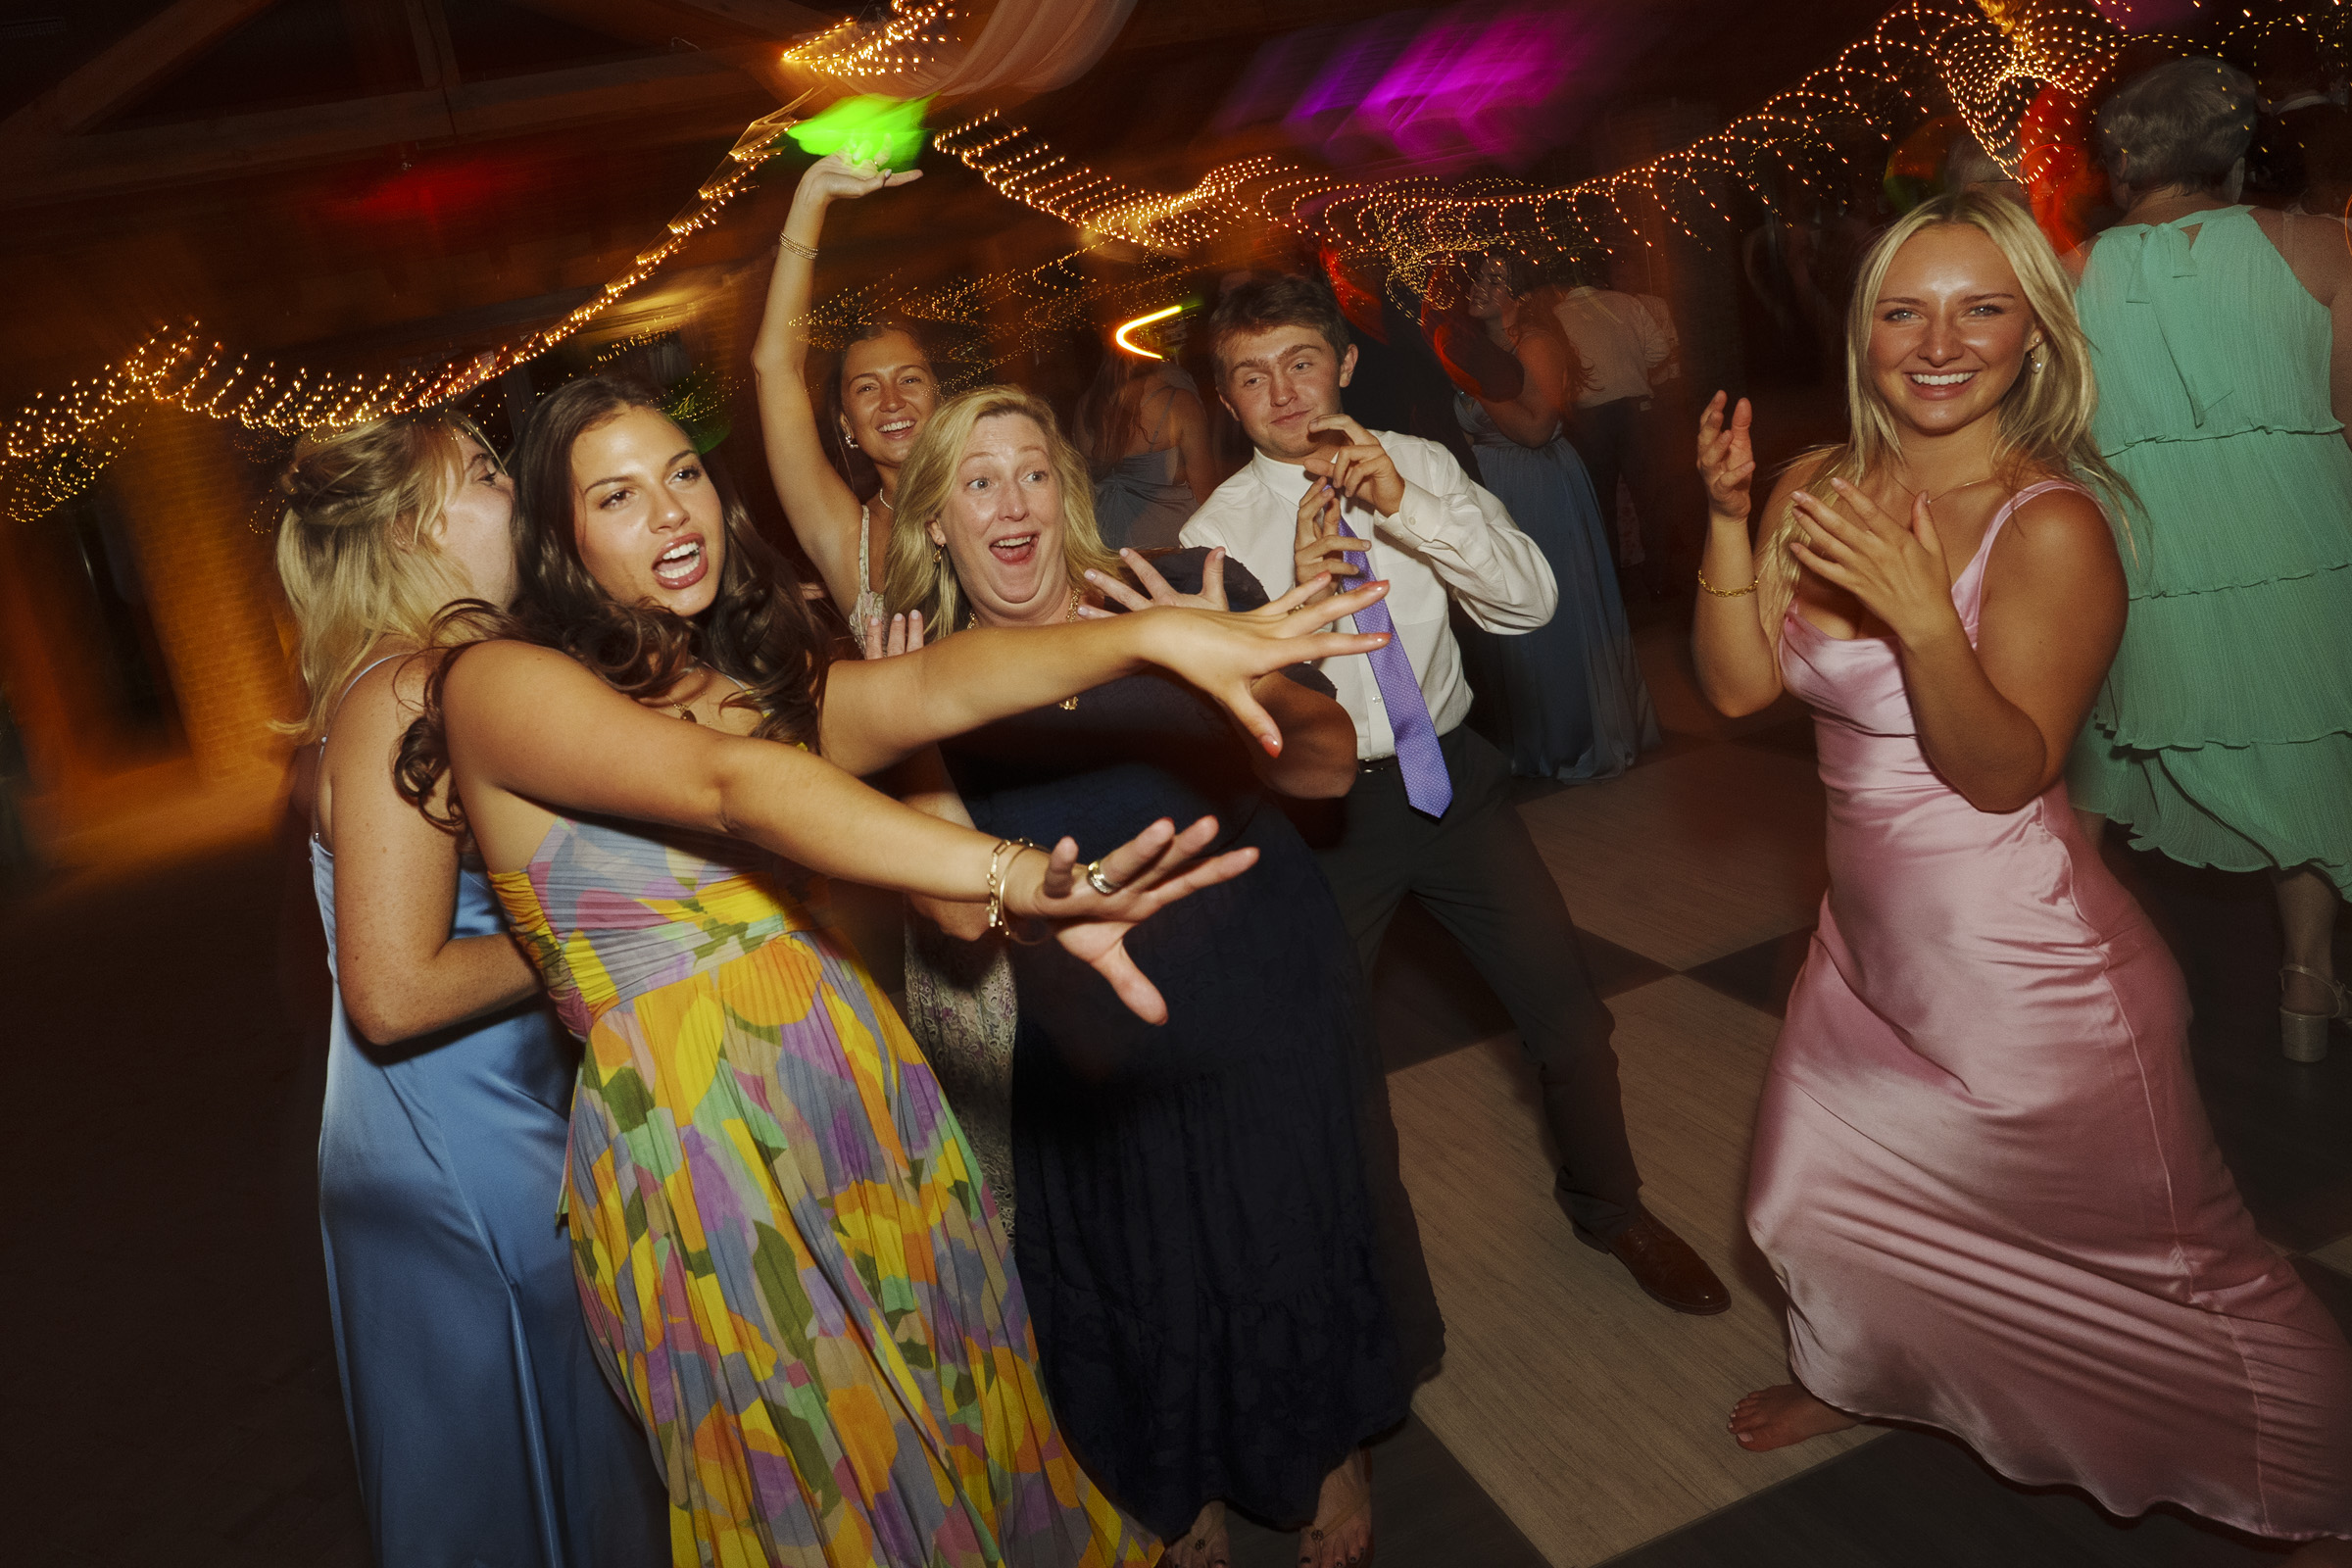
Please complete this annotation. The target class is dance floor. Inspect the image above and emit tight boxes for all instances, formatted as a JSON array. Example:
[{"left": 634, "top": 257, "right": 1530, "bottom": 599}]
[{"left": 9, "top": 613, "right": 2347, "bottom": 1567}]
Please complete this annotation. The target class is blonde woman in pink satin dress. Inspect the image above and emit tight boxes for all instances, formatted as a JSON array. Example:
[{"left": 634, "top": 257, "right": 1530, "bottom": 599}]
[{"left": 1690, "top": 190, "right": 2352, "bottom": 1552}]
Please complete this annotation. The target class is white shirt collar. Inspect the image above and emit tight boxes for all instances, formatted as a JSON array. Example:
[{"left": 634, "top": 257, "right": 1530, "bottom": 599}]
[{"left": 1248, "top": 446, "right": 1317, "bottom": 504}]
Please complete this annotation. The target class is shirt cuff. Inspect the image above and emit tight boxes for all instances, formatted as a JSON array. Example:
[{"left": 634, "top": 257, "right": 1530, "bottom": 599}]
[{"left": 1374, "top": 479, "right": 1448, "bottom": 547}]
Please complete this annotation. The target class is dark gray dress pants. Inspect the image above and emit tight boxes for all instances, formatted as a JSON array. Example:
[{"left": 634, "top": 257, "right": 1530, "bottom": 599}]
[{"left": 1296, "top": 723, "right": 1642, "bottom": 1238}]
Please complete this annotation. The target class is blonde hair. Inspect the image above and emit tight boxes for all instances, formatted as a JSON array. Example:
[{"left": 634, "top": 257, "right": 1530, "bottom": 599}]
[
  {"left": 1757, "top": 190, "right": 2133, "bottom": 629},
  {"left": 883, "top": 385, "right": 1121, "bottom": 635},
  {"left": 272, "top": 412, "right": 500, "bottom": 741}
]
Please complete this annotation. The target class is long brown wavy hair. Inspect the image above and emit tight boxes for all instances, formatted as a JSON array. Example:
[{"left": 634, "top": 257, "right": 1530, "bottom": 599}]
[{"left": 396, "top": 375, "right": 831, "bottom": 825}]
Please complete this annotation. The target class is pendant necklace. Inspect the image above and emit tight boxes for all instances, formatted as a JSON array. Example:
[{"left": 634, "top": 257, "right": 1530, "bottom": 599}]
[{"left": 1061, "top": 588, "right": 1083, "bottom": 710}]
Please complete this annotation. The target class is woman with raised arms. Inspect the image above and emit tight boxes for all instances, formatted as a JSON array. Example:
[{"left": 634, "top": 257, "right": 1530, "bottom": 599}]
[
  {"left": 751, "top": 151, "right": 935, "bottom": 640},
  {"left": 398, "top": 375, "right": 1393, "bottom": 1566}
]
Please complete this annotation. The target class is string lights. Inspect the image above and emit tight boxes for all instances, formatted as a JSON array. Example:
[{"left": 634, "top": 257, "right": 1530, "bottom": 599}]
[
  {"left": 782, "top": 3, "right": 957, "bottom": 82},
  {"left": 5, "top": 2, "right": 2343, "bottom": 527},
  {"left": 0, "top": 93, "right": 815, "bottom": 525}
]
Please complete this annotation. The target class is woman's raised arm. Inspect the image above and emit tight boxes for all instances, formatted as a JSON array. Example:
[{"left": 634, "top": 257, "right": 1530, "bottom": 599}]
[
  {"left": 441, "top": 641, "right": 1259, "bottom": 1021},
  {"left": 817, "top": 578, "right": 1396, "bottom": 776},
  {"left": 750, "top": 155, "right": 919, "bottom": 611}
]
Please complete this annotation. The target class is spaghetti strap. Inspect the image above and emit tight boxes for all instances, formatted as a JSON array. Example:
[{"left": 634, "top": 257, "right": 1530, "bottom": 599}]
[
  {"left": 1143, "top": 381, "right": 1178, "bottom": 449},
  {"left": 320, "top": 654, "right": 409, "bottom": 745},
  {"left": 1951, "top": 479, "right": 2090, "bottom": 625},
  {"left": 851, "top": 503, "right": 888, "bottom": 644},
  {"left": 1974, "top": 478, "right": 2086, "bottom": 560}
]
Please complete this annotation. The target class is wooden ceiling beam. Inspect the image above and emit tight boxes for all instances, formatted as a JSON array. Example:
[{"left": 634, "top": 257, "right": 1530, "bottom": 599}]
[
  {"left": 502, "top": 0, "right": 835, "bottom": 50},
  {"left": 0, "top": 50, "right": 774, "bottom": 209},
  {"left": 0, "top": 0, "right": 284, "bottom": 151}
]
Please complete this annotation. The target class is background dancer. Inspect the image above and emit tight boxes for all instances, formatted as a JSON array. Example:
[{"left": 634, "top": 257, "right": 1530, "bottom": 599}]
[
  {"left": 1182, "top": 274, "right": 1730, "bottom": 1317},
  {"left": 2063, "top": 58, "right": 2352, "bottom": 1064}
]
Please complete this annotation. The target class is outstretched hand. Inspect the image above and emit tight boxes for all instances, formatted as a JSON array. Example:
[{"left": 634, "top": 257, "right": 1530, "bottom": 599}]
[
  {"left": 1698, "top": 391, "right": 1756, "bottom": 522},
  {"left": 794, "top": 152, "right": 922, "bottom": 212},
  {"left": 1785, "top": 479, "right": 1962, "bottom": 650},
  {"left": 1135, "top": 577, "right": 1393, "bottom": 756},
  {"left": 1006, "top": 816, "right": 1259, "bottom": 1022},
  {"left": 1077, "top": 548, "right": 1230, "bottom": 614}
]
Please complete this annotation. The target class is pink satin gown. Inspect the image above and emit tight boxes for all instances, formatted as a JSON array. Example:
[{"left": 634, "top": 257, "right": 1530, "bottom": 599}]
[{"left": 1749, "top": 480, "right": 2352, "bottom": 1539}]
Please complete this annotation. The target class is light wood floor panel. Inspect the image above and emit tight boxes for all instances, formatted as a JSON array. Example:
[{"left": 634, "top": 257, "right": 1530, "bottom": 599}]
[
  {"left": 1633, "top": 619, "right": 1811, "bottom": 745},
  {"left": 1393, "top": 977, "right": 1873, "bottom": 1567},
  {"left": 1516, "top": 745, "right": 1829, "bottom": 972},
  {"left": 2309, "top": 1232, "right": 2352, "bottom": 1277}
]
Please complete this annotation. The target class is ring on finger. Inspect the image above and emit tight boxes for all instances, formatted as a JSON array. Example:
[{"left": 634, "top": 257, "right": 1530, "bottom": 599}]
[{"left": 1084, "top": 860, "right": 1122, "bottom": 896}]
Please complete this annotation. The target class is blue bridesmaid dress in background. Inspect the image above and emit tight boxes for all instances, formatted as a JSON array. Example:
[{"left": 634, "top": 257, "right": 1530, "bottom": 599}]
[{"left": 1454, "top": 393, "right": 1659, "bottom": 780}]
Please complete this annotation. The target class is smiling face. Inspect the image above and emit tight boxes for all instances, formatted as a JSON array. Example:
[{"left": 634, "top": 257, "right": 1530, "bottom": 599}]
[
  {"left": 568, "top": 407, "right": 728, "bottom": 616},
  {"left": 428, "top": 433, "right": 518, "bottom": 608},
  {"left": 925, "top": 412, "right": 1068, "bottom": 628},
  {"left": 839, "top": 328, "right": 939, "bottom": 475},
  {"left": 1217, "top": 324, "right": 1358, "bottom": 463},
  {"left": 1864, "top": 222, "right": 2043, "bottom": 440}
]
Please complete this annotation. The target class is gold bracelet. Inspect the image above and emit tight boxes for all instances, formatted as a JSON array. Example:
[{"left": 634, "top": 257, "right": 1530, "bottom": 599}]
[
  {"left": 1696, "top": 566, "right": 1756, "bottom": 598},
  {"left": 777, "top": 232, "right": 817, "bottom": 261},
  {"left": 985, "top": 838, "right": 1046, "bottom": 944}
]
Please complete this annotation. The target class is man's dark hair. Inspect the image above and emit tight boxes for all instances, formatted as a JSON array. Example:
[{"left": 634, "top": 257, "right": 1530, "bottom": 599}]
[{"left": 1205, "top": 272, "right": 1351, "bottom": 382}]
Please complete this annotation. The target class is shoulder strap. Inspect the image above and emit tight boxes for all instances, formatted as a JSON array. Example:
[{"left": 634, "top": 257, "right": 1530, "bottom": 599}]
[
  {"left": 1972, "top": 479, "right": 2088, "bottom": 567},
  {"left": 319, "top": 653, "right": 408, "bottom": 745},
  {"left": 1143, "top": 383, "right": 1177, "bottom": 446},
  {"left": 858, "top": 502, "right": 872, "bottom": 589}
]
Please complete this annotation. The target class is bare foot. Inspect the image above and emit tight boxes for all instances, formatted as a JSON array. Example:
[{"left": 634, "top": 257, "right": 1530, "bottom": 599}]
[
  {"left": 1160, "top": 1500, "right": 1227, "bottom": 1568},
  {"left": 1729, "top": 1383, "right": 1859, "bottom": 1451},
  {"left": 1299, "top": 1448, "right": 1371, "bottom": 1568}
]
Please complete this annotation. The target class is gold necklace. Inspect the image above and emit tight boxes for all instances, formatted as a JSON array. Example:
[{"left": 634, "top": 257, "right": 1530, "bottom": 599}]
[
  {"left": 1060, "top": 588, "right": 1083, "bottom": 710},
  {"left": 1915, "top": 474, "right": 1997, "bottom": 507}
]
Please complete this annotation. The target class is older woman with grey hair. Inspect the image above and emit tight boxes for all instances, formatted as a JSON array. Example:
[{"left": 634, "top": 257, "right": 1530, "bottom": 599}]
[{"left": 2068, "top": 56, "right": 2352, "bottom": 1065}]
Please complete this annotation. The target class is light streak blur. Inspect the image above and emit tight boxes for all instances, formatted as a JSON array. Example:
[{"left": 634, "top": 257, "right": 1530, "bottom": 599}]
[{"left": 1112, "top": 305, "right": 1183, "bottom": 359}]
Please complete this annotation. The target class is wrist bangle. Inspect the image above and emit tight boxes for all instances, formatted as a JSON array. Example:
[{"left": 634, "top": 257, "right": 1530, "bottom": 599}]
[
  {"left": 777, "top": 232, "right": 817, "bottom": 261},
  {"left": 985, "top": 838, "right": 1046, "bottom": 943},
  {"left": 1697, "top": 567, "right": 1756, "bottom": 598}
]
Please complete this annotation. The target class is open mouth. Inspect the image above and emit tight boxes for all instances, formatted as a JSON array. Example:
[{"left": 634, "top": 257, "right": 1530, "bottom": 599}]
[
  {"left": 989, "top": 533, "right": 1038, "bottom": 565},
  {"left": 1908, "top": 370, "right": 1978, "bottom": 389},
  {"left": 875, "top": 417, "right": 916, "bottom": 439},
  {"left": 654, "top": 536, "right": 709, "bottom": 590}
]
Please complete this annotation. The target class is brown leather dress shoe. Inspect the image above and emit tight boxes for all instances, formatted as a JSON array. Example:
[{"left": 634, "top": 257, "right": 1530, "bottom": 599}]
[{"left": 1578, "top": 1209, "right": 1731, "bottom": 1315}]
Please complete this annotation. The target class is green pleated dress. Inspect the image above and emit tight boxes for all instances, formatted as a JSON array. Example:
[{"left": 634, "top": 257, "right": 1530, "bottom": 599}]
[{"left": 2068, "top": 205, "right": 2352, "bottom": 897}]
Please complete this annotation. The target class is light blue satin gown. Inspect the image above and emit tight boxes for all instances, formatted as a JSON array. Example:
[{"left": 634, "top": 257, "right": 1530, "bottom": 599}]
[
  {"left": 311, "top": 677, "right": 667, "bottom": 1567},
  {"left": 1453, "top": 393, "right": 1659, "bottom": 779}
]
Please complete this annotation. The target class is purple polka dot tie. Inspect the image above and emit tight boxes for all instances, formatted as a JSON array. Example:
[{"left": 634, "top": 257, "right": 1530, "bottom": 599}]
[{"left": 1332, "top": 511, "right": 1452, "bottom": 817}]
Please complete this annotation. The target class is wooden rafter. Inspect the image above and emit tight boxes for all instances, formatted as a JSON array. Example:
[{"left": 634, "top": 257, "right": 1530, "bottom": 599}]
[
  {"left": 0, "top": 54, "right": 776, "bottom": 208},
  {"left": 505, "top": 0, "right": 834, "bottom": 48},
  {"left": 0, "top": 0, "right": 823, "bottom": 210},
  {"left": 0, "top": 0, "right": 282, "bottom": 152}
]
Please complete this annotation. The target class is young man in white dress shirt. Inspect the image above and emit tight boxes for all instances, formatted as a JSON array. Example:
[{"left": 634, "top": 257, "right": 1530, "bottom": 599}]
[{"left": 1180, "top": 274, "right": 1727, "bottom": 1315}]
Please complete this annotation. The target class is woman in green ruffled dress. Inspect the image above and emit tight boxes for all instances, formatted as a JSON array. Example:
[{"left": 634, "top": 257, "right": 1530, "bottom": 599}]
[{"left": 2068, "top": 58, "right": 2352, "bottom": 1062}]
